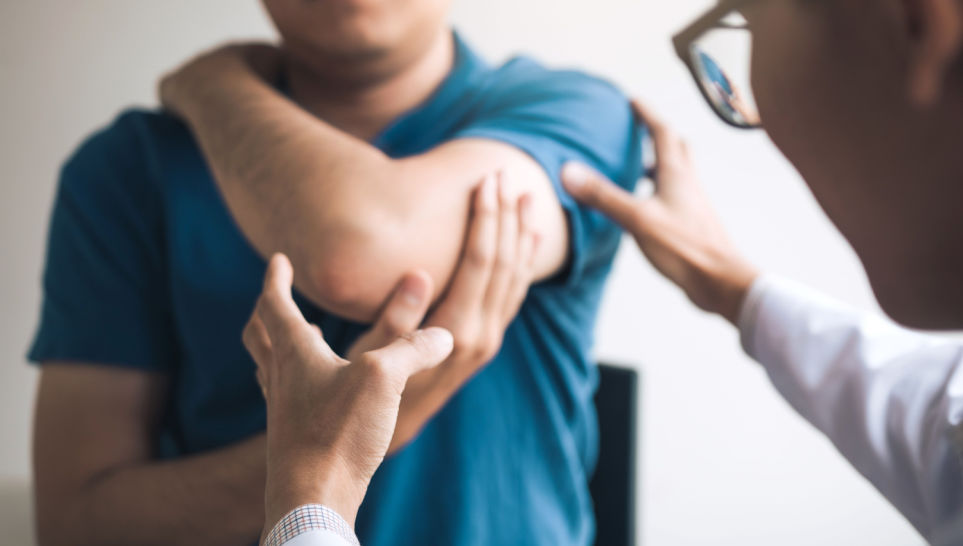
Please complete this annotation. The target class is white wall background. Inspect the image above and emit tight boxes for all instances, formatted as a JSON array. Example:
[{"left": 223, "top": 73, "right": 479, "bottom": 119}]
[{"left": 0, "top": 1, "right": 925, "bottom": 544}]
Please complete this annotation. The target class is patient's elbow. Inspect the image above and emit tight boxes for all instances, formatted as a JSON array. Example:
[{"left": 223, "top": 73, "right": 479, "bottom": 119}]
[{"left": 303, "top": 245, "right": 394, "bottom": 324}]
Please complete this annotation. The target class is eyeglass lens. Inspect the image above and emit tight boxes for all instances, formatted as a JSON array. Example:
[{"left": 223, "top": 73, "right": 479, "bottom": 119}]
[{"left": 689, "top": 12, "right": 760, "bottom": 128}]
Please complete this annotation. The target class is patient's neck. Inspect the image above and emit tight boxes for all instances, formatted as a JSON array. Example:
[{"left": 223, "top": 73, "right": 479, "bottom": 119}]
[{"left": 284, "top": 29, "right": 455, "bottom": 141}]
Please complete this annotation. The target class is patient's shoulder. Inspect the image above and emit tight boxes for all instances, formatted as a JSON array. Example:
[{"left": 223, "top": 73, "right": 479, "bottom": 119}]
[
  {"left": 465, "top": 57, "right": 640, "bottom": 188},
  {"left": 478, "top": 56, "right": 628, "bottom": 115}
]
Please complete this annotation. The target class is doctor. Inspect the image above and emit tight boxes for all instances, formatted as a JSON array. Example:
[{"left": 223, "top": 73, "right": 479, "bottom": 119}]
[{"left": 561, "top": 0, "right": 963, "bottom": 542}]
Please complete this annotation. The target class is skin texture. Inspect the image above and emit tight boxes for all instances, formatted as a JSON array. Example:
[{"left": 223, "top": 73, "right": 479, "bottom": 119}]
[{"left": 243, "top": 254, "right": 453, "bottom": 534}]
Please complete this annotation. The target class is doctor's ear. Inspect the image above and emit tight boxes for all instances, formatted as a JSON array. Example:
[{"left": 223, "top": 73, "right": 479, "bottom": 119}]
[{"left": 901, "top": 0, "right": 963, "bottom": 106}]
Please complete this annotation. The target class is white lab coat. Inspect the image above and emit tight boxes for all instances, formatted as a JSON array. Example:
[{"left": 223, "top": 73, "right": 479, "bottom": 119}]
[{"left": 740, "top": 276, "right": 963, "bottom": 543}]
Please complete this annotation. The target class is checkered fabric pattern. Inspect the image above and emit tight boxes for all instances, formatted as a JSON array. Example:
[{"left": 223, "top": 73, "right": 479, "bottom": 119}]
[{"left": 264, "top": 504, "right": 360, "bottom": 546}]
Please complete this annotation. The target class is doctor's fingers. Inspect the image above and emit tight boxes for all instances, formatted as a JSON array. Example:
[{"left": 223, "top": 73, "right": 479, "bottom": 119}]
[
  {"left": 347, "top": 271, "right": 434, "bottom": 362},
  {"left": 631, "top": 98, "right": 692, "bottom": 175},
  {"left": 242, "top": 313, "right": 273, "bottom": 399},
  {"left": 256, "top": 254, "right": 309, "bottom": 344},
  {"left": 359, "top": 328, "right": 455, "bottom": 393},
  {"left": 561, "top": 162, "right": 652, "bottom": 236}
]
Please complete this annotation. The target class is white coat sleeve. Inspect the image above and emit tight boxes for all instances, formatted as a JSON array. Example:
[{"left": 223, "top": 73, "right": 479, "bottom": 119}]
[
  {"left": 264, "top": 504, "right": 360, "bottom": 546},
  {"left": 738, "top": 276, "right": 963, "bottom": 542}
]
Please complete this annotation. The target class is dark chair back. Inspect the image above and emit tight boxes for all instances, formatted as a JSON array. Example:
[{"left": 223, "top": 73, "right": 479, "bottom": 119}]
[{"left": 590, "top": 364, "right": 640, "bottom": 546}]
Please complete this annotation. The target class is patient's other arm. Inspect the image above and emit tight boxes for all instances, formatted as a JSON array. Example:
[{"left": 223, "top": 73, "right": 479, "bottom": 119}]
[
  {"left": 33, "top": 365, "right": 266, "bottom": 546},
  {"left": 159, "top": 44, "right": 567, "bottom": 323}
]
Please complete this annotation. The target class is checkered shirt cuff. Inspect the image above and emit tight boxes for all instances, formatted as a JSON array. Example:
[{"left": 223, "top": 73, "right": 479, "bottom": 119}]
[{"left": 264, "top": 504, "right": 360, "bottom": 546}]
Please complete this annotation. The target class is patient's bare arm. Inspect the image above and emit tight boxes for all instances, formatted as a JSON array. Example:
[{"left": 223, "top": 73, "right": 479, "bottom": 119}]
[
  {"left": 33, "top": 365, "right": 266, "bottom": 546},
  {"left": 159, "top": 44, "right": 568, "bottom": 323}
]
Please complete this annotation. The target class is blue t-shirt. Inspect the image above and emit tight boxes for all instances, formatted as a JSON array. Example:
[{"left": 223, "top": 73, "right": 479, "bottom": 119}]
[{"left": 30, "top": 33, "right": 642, "bottom": 546}]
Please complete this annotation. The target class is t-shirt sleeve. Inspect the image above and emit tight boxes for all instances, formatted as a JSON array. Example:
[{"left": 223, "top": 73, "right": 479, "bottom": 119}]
[
  {"left": 28, "top": 111, "right": 175, "bottom": 371},
  {"left": 452, "top": 62, "right": 644, "bottom": 287}
]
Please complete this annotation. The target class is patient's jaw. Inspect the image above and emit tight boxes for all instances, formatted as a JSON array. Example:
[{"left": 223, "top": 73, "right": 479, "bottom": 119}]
[
  {"left": 262, "top": 0, "right": 456, "bottom": 140},
  {"left": 262, "top": 0, "right": 452, "bottom": 85},
  {"left": 746, "top": 0, "right": 963, "bottom": 329}
]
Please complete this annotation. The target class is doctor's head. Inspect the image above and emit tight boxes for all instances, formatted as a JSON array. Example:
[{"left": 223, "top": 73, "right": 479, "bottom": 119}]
[{"left": 687, "top": 0, "right": 963, "bottom": 328}]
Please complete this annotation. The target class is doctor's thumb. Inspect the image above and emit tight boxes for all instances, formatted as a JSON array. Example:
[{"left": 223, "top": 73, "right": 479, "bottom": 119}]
[{"left": 562, "top": 161, "right": 642, "bottom": 232}]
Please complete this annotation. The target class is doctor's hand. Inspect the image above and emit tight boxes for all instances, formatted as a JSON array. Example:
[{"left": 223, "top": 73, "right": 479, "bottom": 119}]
[
  {"left": 562, "top": 99, "right": 759, "bottom": 324},
  {"left": 347, "top": 172, "right": 540, "bottom": 453},
  {"left": 243, "top": 254, "right": 453, "bottom": 535}
]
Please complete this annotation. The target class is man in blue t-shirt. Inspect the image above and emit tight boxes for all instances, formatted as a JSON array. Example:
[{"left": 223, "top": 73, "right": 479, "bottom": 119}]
[{"left": 30, "top": 1, "right": 641, "bottom": 545}]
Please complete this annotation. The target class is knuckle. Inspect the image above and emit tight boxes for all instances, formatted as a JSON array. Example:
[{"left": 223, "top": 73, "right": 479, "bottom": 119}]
[
  {"left": 466, "top": 244, "right": 495, "bottom": 268},
  {"left": 380, "top": 320, "right": 405, "bottom": 341},
  {"left": 451, "top": 332, "right": 475, "bottom": 356},
  {"left": 629, "top": 208, "right": 650, "bottom": 232},
  {"left": 493, "top": 254, "right": 513, "bottom": 273},
  {"left": 359, "top": 352, "right": 392, "bottom": 378}
]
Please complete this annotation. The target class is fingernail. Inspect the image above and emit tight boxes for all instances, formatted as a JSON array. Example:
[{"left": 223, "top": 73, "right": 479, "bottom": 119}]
[
  {"left": 562, "top": 162, "right": 593, "bottom": 189},
  {"left": 400, "top": 274, "right": 428, "bottom": 306},
  {"left": 481, "top": 174, "right": 498, "bottom": 208},
  {"left": 421, "top": 327, "right": 455, "bottom": 356}
]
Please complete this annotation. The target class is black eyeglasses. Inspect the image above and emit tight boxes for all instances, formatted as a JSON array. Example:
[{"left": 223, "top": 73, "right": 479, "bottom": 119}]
[{"left": 673, "top": 0, "right": 762, "bottom": 129}]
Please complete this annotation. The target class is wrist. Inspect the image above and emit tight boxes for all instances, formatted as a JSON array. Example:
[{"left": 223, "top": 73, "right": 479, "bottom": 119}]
[
  {"left": 698, "top": 255, "right": 760, "bottom": 325},
  {"left": 161, "top": 54, "right": 247, "bottom": 118},
  {"left": 264, "top": 454, "right": 365, "bottom": 531}
]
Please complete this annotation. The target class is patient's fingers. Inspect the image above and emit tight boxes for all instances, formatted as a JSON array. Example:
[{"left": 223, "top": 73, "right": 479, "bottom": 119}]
[
  {"left": 256, "top": 254, "right": 307, "bottom": 343},
  {"left": 483, "top": 173, "right": 519, "bottom": 318},
  {"left": 437, "top": 174, "right": 499, "bottom": 315},
  {"left": 562, "top": 162, "right": 640, "bottom": 231}
]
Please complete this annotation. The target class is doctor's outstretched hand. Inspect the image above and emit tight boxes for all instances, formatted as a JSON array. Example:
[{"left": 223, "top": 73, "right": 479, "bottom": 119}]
[
  {"left": 242, "top": 254, "right": 454, "bottom": 539},
  {"left": 562, "top": 99, "right": 759, "bottom": 324}
]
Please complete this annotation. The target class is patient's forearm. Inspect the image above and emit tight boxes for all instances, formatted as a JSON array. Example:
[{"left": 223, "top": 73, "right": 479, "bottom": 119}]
[
  {"left": 40, "top": 435, "right": 266, "bottom": 546},
  {"left": 165, "top": 55, "right": 404, "bottom": 317},
  {"left": 163, "top": 52, "right": 568, "bottom": 323}
]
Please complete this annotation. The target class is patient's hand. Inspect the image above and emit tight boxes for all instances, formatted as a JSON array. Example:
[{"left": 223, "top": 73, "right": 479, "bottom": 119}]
[
  {"left": 562, "top": 99, "right": 759, "bottom": 324},
  {"left": 347, "top": 172, "right": 541, "bottom": 452},
  {"left": 159, "top": 42, "right": 281, "bottom": 117},
  {"left": 242, "top": 254, "right": 453, "bottom": 534}
]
